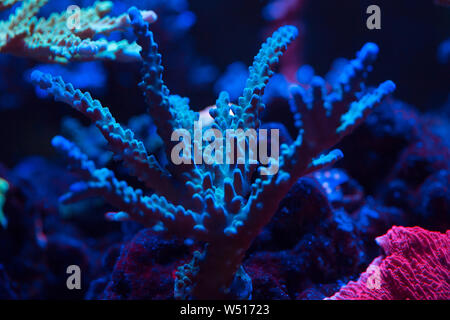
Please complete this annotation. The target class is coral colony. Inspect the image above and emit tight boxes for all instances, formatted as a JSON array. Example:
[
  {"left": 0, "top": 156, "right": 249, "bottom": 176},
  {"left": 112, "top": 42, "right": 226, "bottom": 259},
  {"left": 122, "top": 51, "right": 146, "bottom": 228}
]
[
  {"left": 0, "top": 0, "right": 449, "bottom": 301},
  {"left": 0, "top": 0, "right": 157, "bottom": 63},
  {"left": 0, "top": 178, "right": 8, "bottom": 228}
]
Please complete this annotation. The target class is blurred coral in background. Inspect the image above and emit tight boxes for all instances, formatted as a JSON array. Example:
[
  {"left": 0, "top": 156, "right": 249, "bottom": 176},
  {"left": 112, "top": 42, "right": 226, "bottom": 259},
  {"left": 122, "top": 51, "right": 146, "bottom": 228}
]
[{"left": 0, "top": 0, "right": 448, "bottom": 300}]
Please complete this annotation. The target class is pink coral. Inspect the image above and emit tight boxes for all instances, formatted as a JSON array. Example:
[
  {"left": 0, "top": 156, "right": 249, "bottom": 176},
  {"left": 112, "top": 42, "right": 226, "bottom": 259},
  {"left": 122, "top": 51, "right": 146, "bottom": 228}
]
[{"left": 328, "top": 226, "right": 450, "bottom": 300}]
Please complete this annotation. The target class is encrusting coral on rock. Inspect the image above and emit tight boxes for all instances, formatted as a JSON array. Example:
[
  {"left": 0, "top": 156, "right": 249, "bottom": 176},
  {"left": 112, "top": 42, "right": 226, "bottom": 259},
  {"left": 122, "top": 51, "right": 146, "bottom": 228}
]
[{"left": 0, "top": 0, "right": 156, "bottom": 63}]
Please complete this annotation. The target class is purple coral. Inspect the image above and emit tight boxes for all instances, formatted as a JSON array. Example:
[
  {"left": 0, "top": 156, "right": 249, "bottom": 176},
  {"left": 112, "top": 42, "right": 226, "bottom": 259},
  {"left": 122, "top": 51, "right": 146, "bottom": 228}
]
[{"left": 29, "top": 6, "right": 395, "bottom": 299}]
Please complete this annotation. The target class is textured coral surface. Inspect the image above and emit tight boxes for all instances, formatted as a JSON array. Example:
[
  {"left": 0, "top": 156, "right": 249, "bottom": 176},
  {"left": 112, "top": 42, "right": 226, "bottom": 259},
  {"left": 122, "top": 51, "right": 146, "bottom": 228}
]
[{"left": 329, "top": 226, "right": 450, "bottom": 300}]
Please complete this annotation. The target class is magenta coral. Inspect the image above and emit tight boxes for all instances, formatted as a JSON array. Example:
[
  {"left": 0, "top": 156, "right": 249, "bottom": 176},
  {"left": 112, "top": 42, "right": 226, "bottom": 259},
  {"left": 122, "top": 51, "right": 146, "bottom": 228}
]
[{"left": 328, "top": 226, "right": 450, "bottom": 300}]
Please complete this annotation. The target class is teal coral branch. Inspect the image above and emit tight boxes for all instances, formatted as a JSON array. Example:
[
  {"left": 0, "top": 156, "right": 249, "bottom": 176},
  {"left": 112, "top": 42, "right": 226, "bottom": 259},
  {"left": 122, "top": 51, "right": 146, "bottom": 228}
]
[
  {"left": 52, "top": 136, "right": 201, "bottom": 237},
  {"left": 0, "top": 177, "right": 9, "bottom": 228},
  {"left": 337, "top": 80, "right": 396, "bottom": 135},
  {"left": 208, "top": 25, "right": 298, "bottom": 183},
  {"left": 128, "top": 7, "right": 199, "bottom": 177},
  {"left": 128, "top": 6, "right": 171, "bottom": 112},
  {"left": 0, "top": 1, "right": 157, "bottom": 63},
  {"left": 0, "top": 0, "right": 22, "bottom": 10},
  {"left": 30, "top": 71, "right": 176, "bottom": 198}
]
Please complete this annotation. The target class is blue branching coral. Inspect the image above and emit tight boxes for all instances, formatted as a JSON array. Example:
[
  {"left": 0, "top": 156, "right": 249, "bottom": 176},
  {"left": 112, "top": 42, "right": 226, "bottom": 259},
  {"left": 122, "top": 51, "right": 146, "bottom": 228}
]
[{"left": 29, "top": 6, "right": 395, "bottom": 299}]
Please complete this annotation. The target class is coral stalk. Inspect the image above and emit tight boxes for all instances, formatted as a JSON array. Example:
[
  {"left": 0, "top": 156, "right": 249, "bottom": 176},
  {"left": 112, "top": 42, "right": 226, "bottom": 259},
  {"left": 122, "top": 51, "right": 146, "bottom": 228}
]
[
  {"left": 0, "top": 177, "right": 9, "bottom": 228},
  {"left": 328, "top": 226, "right": 450, "bottom": 300}
]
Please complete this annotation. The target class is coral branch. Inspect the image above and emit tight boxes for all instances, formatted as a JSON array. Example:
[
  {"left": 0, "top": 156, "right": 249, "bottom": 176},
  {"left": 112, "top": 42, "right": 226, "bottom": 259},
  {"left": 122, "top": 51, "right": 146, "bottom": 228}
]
[
  {"left": 0, "top": 0, "right": 157, "bottom": 63},
  {"left": 52, "top": 136, "right": 201, "bottom": 237},
  {"left": 238, "top": 25, "right": 298, "bottom": 130},
  {"left": 128, "top": 7, "right": 198, "bottom": 177},
  {"left": 284, "top": 44, "right": 396, "bottom": 180}
]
